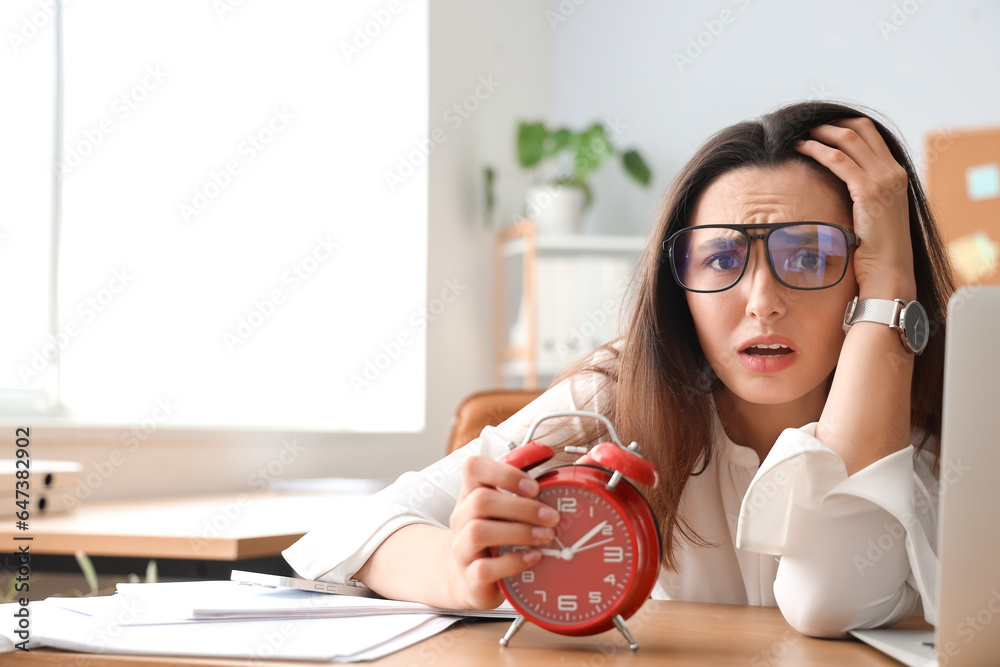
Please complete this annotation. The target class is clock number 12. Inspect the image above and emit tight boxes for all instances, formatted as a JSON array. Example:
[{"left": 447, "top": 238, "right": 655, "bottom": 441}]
[{"left": 556, "top": 497, "right": 577, "bottom": 513}]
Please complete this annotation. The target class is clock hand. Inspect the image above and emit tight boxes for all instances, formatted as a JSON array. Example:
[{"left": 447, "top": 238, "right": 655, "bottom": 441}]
[
  {"left": 568, "top": 521, "right": 608, "bottom": 553},
  {"left": 510, "top": 546, "right": 566, "bottom": 559},
  {"left": 510, "top": 522, "right": 610, "bottom": 561},
  {"left": 570, "top": 537, "right": 614, "bottom": 554}
]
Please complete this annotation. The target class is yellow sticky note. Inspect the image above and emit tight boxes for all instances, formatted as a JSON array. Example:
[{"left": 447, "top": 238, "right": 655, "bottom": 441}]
[{"left": 949, "top": 232, "right": 999, "bottom": 284}]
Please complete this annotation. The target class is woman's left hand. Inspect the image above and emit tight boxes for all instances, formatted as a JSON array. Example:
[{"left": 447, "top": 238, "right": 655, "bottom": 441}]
[{"left": 794, "top": 117, "right": 916, "bottom": 300}]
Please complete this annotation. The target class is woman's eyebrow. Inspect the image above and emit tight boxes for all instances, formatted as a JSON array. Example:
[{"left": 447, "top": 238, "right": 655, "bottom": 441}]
[{"left": 694, "top": 236, "right": 744, "bottom": 252}]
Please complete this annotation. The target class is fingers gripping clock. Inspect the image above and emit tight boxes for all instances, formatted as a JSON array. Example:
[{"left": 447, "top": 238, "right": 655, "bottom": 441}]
[{"left": 493, "top": 411, "right": 661, "bottom": 650}]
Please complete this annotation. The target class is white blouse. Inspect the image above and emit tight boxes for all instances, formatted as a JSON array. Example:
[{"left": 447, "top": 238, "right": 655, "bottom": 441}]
[{"left": 283, "top": 367, "right": 940, "bottom": 638}]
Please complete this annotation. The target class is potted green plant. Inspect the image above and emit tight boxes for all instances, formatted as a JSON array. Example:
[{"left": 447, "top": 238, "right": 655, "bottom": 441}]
[{"left": 495, "top": 120, "right": 652, "bottom": 233}]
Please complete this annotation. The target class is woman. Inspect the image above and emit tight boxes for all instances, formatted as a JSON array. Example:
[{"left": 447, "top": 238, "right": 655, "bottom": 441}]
[{"left": 285, "top": 101, "right": 955, "bottom": 637}]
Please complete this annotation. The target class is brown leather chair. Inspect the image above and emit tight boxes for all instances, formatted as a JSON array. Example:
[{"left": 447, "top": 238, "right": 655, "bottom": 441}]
[{"left": 445, "top": 389, "right": 544, "bottom": 454}]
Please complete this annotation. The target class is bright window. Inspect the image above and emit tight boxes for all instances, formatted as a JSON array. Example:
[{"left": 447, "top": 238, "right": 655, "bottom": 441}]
[
  {"left": 0, "top": 0, "right": 57, "bottom": 415},
  {"left": 4, "top": 0, "right": 428, "bottom": 432}
]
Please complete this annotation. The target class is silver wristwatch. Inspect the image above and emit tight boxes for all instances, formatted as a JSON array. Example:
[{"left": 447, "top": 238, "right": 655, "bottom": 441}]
[{"left": 843, "top": 297, "right": 930, "bottom": 354}]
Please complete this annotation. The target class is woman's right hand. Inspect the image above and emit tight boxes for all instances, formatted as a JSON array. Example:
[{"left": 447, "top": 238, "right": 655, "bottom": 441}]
[{"left": 445, "top": 454, "right": 561, "bottom": 609}]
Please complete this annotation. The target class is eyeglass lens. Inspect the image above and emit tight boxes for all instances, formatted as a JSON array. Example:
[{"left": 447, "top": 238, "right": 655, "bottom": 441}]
[{"left": 670, "top": 224, "right": 850, "bottom": 291}]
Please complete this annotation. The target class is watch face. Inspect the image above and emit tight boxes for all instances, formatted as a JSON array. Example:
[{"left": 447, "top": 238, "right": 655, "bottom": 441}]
[
  {"left": 903, "top": 300, "right": 929, "bottom": 353},
  {"left": 498, "top": 484, "right": 636, "bottom": 627}
]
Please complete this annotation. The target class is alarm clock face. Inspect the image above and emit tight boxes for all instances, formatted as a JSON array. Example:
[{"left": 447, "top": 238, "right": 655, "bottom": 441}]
[{"left": 499, "top": 483, "right": 637, "bottom": 628}]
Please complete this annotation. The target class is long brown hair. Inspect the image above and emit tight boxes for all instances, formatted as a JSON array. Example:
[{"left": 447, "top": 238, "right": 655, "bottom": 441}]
[{"left": 550, "top": 101, "right": 956, "bottom": 570}]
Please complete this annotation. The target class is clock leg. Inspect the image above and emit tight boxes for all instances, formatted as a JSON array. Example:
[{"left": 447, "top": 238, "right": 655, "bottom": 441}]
[
  {"left": 613, "top": 614, "right": 639, "bottom": 651},
  {"left": 498, "top": 616, "right": 526, "bottom": 647}
]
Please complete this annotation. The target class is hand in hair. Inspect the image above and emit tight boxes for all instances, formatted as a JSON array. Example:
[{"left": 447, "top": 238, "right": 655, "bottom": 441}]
[
  {"left": 795, "top": 115, "right": 919, "bottom": 474},
  {"left": 794, "top": 117, "right": 916, "bottom": 300}
]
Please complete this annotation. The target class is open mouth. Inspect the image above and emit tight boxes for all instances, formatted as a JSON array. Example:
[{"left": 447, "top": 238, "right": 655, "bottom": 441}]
[{"left": 742, "top": 343, "right": 794, "bottom": 358}]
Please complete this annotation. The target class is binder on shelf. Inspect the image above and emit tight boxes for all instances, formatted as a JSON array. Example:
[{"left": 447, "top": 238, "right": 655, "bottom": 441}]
[{"left": 0, "top": 459, "right": 83, "bottom": 518}]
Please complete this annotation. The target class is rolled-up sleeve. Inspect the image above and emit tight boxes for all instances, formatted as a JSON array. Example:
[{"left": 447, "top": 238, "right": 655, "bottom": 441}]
[
  {"left": 282, "top": 434, "right": 498, "bottom": 584},
  {"left": 736, "top": 423, "right": 939, "bottom": 638},
  {"left": 283, "top": 369, "right": 610, "bottom": 584}
]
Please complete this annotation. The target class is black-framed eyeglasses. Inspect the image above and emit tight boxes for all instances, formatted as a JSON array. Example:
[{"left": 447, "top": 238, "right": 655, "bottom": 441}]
[{"left": 662, "top": 222, "right": 860, "bottom": 293}]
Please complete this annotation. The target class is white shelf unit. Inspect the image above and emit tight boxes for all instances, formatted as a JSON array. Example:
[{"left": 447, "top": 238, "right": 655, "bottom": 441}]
[{"left": 494, "top": 220, "right": 646, "bottom": 389}]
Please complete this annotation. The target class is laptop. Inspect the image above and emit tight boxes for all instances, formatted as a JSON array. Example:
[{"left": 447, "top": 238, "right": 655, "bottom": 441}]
[{"left": 852, "top": 285, "right": 1000, "bottom": 666}]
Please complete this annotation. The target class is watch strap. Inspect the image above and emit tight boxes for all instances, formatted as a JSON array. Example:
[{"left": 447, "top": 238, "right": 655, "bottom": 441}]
[
  {"left": 843, "top": 296, "right": 928, "bottom": 354},
  {"left": 844, "top": 297, "right": 904, "bottom": 331}
]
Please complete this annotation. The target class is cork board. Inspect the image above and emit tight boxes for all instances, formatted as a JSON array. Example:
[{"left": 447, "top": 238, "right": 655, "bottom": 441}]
[{"left": 924, "top": 126, "right": 1000, "bottom": 286}]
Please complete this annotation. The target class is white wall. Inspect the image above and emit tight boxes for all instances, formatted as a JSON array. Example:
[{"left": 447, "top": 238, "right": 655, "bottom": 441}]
[
  {"left": 550, "top": 0, "right": 1000, "bottom": 237},
  {"left": 29, "top": 0, "right": 556, "bottom": 500},
  {"left": 424, "top": 0, "right": 556, "bottom": 472}
]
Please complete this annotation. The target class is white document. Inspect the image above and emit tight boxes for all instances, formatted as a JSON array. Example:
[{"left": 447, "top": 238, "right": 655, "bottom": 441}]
[
  {"left": 35, "top": 597, "right": 461, "bottom": 662},
  {"left": 115, "top": 580, "right": 517, "bottom": 621},
  {"left": 1, "top": 595, "right": 481, "bottom": 662}
]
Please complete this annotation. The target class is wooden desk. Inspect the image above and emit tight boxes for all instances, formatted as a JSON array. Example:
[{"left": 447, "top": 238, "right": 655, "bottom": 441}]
[
  {"left": 2, "top": 491, "right": 364, "bottom": 599},
  {"left": 7, "top": 600, "right": 931, "bottom": 666},
  {"left": 0, "top": 492, "right": 359, "bottom": 560}
]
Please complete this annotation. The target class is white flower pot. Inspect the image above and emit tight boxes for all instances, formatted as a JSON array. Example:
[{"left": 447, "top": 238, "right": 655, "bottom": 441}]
[{"left": 524, "top": 184, "right": 586, "bottom": 235}]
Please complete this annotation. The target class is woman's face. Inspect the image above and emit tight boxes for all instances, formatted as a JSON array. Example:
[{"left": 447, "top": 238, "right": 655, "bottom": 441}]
[{"left": 684, "top": 163, "right": 859, "bottom": 407}]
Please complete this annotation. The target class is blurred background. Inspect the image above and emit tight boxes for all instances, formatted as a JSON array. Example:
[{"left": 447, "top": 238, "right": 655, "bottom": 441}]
[{"left": 1, "top": 0, "right": 997, "bottom": 500}]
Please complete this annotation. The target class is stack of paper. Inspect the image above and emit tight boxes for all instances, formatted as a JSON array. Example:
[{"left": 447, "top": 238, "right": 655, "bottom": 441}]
[
  {"left": 116, "top": 580, "right": 516, "bottom": 621},
  {"left": 0, "top": 580, "right": 517, "bottom": 662}
]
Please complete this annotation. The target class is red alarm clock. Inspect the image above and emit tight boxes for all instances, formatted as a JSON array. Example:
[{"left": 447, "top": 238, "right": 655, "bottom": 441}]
[{"left": 493, "top": 411, "right": 661, "bottom": 650}]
